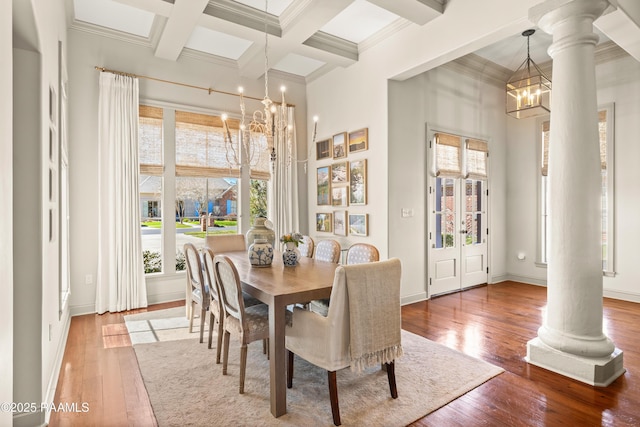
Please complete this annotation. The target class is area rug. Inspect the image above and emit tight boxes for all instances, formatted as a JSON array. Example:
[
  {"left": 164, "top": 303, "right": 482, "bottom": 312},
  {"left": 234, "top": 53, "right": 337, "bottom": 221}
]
[{"left": 125, "top": 307, "right": 503, "bottom": 426}]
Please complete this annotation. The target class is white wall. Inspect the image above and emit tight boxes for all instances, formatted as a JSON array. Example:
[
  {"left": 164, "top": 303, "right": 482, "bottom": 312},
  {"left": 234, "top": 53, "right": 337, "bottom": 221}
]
[
  {"left": 67, "top": 29, "right": 308, "bottom": 314},
  {"left": 388, "top": 66, "right": 508, "bottom": 303},
  {"left": 0, "top": 0, "right": 13, "bottom": 424},
  {"left": 505, "top": 54, "right": 640, "bottom": 301}
]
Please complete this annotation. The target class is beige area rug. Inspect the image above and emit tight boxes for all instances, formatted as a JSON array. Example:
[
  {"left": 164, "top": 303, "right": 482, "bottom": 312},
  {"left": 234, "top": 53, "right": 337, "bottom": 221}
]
[{"left": 125, "top": 307, "right": 503, "bottom": 427}]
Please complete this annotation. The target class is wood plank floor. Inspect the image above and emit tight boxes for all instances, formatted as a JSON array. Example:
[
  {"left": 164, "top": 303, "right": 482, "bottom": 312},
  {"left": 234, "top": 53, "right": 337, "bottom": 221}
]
[{"left": 49, "top": 282, "right": 640, "bottom": 426}]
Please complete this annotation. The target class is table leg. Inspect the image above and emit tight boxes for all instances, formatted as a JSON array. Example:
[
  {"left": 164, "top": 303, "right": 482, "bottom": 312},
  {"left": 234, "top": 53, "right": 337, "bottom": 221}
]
[{"left": 269, "top": 299, "right": 287, "bottom": 417}]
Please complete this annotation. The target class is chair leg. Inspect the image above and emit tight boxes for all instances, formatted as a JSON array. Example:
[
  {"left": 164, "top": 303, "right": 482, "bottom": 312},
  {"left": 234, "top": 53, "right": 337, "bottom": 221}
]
[
  {"left": 199, "top": 307, "right": 206, "bottom": 343},
  {"left": 216, "top": 317, "right": 224, "bottom": 364},
  {"left": 287, "top": 350, "right": 294, "bottom": 389},
  {"left": 386, "top": 361, "right": 398, "bottom": 399},
  {"left": 239, "top": 344, "right": 248, "bottom": 394},
  {"left": 207, "top": 312, "right": 215, "bottom": 349},
  {"left": 328, "top": 370, "right": 341, "bottom": 426},
  {"left": 222, "top": 331, "right": 231, "bottom": 375},
  {"left": 188, "top": 301, "right": 195, "bottom": 333}
]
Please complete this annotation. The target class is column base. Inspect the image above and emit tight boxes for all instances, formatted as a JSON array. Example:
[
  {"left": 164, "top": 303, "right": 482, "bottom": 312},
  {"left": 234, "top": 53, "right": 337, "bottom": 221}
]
[{"left": 526, "top": 337, "right": 625, "bottom": 386}]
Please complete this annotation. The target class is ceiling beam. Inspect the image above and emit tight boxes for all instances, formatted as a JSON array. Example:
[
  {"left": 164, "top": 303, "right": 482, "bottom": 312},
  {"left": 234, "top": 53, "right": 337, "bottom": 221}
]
[
  {"left": 280, "top": 0, "right": 355, "bottom": 44},
  {"left": 154, "top": 0, "right": 209, "bottom": 60},
  {"left": 595, "top": 0, "right": 640, "bottom": 62},
  {"left": 367, "top": 0, "right": 443, "bottom": 25}
]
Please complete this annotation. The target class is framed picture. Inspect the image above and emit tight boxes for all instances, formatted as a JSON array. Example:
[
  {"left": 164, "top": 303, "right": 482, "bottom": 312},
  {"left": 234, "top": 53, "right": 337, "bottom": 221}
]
[
  {"left": 348, "top": 213, "right": 368, "bottom": 236},
  {"left": 316, "top": 138, "right": 332, "bottom": 160},
  {"left": 349, "top": 159, "right": 367, "bottom": 205},
  {"left": 348, "top": 128, "right": 368, "bottom": 153},
  {"left": 316, "top": 213, "right": 333, "bottom": 232},
  {"left": 317, "top": 166, "right": 331, "bottom": 205},
  {"left": 331, "top": 161, "right": 348, "bottom": 184},
  {"left": 332, "top": 132, "right": 347, "bottom": 159},
  {"left": 333, "top": 210, "right": 347, "bottom": 236},
  {"left": 331, "top": 186, "right": 348, "bottom": 207}
]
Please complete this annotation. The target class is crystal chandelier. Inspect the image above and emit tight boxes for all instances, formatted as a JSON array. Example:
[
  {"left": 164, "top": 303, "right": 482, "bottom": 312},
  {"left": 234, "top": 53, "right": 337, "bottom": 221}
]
[
  {"left": 222, "top": 0, "right": 290, "bottom": 172},
  {"left": 506, "top": 29, "right": 552, "bottom": 119}
]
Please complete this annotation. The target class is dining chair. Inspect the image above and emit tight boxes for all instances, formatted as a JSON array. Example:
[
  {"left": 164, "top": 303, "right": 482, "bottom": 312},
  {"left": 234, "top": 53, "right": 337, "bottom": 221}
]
[
  {"left": 205, "top": 234, "right": 246, "bottom": 252},
  {"left": 313, "top": 239, "right": 341, "bottom": 263},
  {"left": 184, "top": 242, "right": 210, "bottom": 343},
  {"left": 213, "top": 254, "right": 277, "bottom": 394},
  {"left": 285, "top": 258, "right": 403, "bottom": 426},
  {"left": 345, "top": 243, "right": 379, "bottom": 265},
  {"left": 309, "top": 243, "right": 380, "bottom": 317},
  {"left": 298, "top": 235, "right": 315, "bottom": 258}
]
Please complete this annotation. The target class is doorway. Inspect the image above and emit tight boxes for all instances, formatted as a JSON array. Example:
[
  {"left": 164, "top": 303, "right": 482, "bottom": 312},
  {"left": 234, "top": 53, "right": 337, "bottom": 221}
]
[{"left": 428, "top": 132, "right": 489, "bottom": 296}]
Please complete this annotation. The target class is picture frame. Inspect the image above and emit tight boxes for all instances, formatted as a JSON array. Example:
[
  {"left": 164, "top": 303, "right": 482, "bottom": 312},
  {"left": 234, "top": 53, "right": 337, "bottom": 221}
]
[
  {"left": 332, "top": 132, "right": 347, "bottom": 159},
  {"left": 333, "top": 210, "right": 347, "bottom": 236},
  {"left": 348, "top": 213, "right": 368, "bottom": 236},
  {"left": 317, "top": 166, "right": 331, "bottom": 205},
  {"left": 349, "top": 159, "right": 367, "bottom": 205},
  {"left": 348, "top": 128, "right": 368, "bottom": 153},
  {"left": 316, "top": 138, "right": 332, "bottom": 160},
  {"left": 331, "top": 161, "right": 348, "bottom": 184},
  {"left": 331, "top": 186, "right": 348, "bottom": 207},
  {"left": 316, "top": 212, "right": 333, "bottom": 232}
]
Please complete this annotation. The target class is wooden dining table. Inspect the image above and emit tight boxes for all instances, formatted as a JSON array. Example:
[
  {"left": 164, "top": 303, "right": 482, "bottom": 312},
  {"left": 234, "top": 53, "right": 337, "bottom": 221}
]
[{"left": 220, "top": 250, "right": 339, "bottom": 418}]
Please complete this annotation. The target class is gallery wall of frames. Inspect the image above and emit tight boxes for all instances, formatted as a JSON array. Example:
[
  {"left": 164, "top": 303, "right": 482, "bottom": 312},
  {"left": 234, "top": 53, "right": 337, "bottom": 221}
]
[{"left": 315, "top": 127, "right": 369, "bottom": 237}]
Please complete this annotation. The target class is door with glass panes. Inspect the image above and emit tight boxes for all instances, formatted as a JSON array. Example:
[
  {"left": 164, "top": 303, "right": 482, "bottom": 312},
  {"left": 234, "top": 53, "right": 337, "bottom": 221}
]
[{"left": 428, "top": 133, "right": 488, "bottom": 296}]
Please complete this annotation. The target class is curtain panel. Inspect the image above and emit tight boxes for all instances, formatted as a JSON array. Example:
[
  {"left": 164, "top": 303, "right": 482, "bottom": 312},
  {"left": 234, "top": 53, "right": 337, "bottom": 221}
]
[
  {"left": 96, "top": 72, "right": 147, "bottom": 314},
  {"left": 268, "top": 106, "right": 299, "bottom": 243}
]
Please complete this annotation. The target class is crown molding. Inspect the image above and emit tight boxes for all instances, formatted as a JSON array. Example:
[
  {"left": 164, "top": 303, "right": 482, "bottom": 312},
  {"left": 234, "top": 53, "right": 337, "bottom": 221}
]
[
  {"left": 303, "top": 31, "right": 358, "bottom": 61},
  {"left": 204, "top": 0, "right": 281, "bottom": 37},
  {"left": 359, "top": 18, "right": 412, "bottom": 54},
  {"left": 69, "top": 21, "right": 154, "bottom": 48}
]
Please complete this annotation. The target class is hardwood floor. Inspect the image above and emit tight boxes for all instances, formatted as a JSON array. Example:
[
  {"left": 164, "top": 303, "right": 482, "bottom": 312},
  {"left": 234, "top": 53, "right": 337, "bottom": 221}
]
[{"left": 49, "top": 282, "right": 640, "bottom": 426}]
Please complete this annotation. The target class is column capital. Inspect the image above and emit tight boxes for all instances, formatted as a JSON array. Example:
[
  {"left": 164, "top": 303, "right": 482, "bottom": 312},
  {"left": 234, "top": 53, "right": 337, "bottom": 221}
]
[{"left": 530, "top": 0, "right": 611, "bottom": 34}]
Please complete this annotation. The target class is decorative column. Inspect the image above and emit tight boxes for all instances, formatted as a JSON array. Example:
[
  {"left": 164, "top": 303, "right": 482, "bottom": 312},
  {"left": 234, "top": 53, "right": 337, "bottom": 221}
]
[{"left": 526, "top": 0, "right": 624, "bottom": 386}]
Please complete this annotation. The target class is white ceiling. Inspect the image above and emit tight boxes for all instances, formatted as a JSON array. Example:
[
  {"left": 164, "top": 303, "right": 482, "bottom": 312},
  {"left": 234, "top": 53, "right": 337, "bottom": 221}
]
[
  {"left": 69, "top": 0, "right": 622, "bottom": 83},
  {"left": 69, "top": 0, "right": 444, "bottom": 81}
]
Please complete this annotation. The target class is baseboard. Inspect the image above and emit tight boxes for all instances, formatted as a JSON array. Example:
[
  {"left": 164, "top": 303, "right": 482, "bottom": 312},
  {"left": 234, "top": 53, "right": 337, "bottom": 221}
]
[
  {"left": 401, "top": 292, "right": 428, "bottom": 306},
  {"left": 147, "top": 291, "right": 185, "bottom": 306},
  {"left": 495, "top": 274, "right": 548, "bottom": 287},
  {"left": 604, "top": 288, "right": 640, "bottom": 303},
  {"left": 43, "top": 310, "right": 72, "bottom": 425},
  {"left": 69, "top": 303, "right": 96, "bottom": 316}
]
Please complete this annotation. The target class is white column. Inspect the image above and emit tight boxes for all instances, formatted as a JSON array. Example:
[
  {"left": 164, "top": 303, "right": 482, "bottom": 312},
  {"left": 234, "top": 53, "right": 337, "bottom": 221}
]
[{"left": 526, "top": 0, "right": 624, "bottom": 386}]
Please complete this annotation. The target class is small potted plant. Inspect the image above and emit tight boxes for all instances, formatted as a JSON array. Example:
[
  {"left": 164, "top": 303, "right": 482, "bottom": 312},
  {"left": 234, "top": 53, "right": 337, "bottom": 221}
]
[{"left": 280, "top": 232, "right": 303, "bottom": 266}]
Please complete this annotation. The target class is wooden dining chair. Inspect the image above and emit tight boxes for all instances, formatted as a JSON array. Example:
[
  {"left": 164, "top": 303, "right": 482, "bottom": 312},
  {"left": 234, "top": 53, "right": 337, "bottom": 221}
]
[
  {"left": 313, "top": 239, "right": 341, "bottom": 263},
  {"left": 184, "top": 242, "right": 210, "bottom": 343},
  {"left": 286, "top": 258, "right": 403, "bottom": 426},
  {"left": 213, "top": 255, "right": 273, "bottom": 393},
  {"left": 298, "top": 235, "right": 315, "bottom": 258}
]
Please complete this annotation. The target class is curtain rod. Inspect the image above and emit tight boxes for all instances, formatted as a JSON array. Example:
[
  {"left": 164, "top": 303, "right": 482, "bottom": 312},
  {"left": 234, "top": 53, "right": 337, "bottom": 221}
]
[{"left": 94, "top": 66, "right": 295, "bottom": 107}]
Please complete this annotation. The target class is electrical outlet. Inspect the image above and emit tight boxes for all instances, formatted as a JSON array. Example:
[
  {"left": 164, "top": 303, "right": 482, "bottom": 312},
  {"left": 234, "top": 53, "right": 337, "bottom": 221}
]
[{"left": 85, "top": 274, "right": 93, "bottom": 285}]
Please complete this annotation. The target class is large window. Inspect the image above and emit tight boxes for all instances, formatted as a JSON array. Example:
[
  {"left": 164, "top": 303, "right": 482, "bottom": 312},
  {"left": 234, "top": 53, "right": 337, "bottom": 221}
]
[
  {"left": 138, "top": 105, "right": 269, "bottom": 275},
  {"left": 539, "top": 104, "right": 615, "bottom": 274}
]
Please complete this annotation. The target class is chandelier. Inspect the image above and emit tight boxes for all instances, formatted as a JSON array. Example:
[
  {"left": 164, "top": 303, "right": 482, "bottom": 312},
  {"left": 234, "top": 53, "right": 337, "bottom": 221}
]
[
  {"left": 506, "top": 29, "right": 551, "bottom": 119},
  {"left": 222, "top": 0, "right": 291, "bottom": 172}
]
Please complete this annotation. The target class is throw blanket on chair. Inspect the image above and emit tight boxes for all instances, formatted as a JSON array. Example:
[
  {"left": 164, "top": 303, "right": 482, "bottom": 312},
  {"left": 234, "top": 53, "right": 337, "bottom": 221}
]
[{"left": 345, "top": 258, "right": 403, "bottom": 372}]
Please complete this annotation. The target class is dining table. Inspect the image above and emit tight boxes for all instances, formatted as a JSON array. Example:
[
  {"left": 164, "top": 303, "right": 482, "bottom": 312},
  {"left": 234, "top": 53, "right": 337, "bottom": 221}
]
[{"left": 220, "top": 250, "right": 339, "bottom": 418}]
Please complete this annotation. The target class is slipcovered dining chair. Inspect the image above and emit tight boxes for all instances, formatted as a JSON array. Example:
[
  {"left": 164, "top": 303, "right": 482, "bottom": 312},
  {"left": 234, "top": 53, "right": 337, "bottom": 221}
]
[
  {"left": 205, "top": 234, "right": 246, "bottom": 252},
  {"left": 213, "top": 255, "right": 276, "bottom": 394},
  {"left": 184, "top": 242, "right": 209, "bottom": 343},
  {"left": 286, "top": 258, "right": 403, "bottom": 426},
  {"left": 298, "top": 235, "right": 315, "bottom": 258},
  {"left": 310, "top": 243, "right": 380, "bottom": 316}
]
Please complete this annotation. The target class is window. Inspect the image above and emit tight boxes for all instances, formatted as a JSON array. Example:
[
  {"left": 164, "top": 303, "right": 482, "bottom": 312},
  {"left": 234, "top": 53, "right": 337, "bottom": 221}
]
[
  {"left": 138, "top": 105, "right": 269, "bottom": 276},
  {"left": 539, "top": 104, "right": 615, "bottom": 274}
]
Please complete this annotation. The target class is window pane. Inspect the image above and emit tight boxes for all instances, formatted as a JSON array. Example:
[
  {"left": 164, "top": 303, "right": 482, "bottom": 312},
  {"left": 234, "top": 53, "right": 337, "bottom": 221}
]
[
  {"left": 140, "top": 175, "right": 163, "bottom": 274},
  {"left": 175, "top": 177, "right": 239, "bottom": 269},
  {"left": 434, "top": 177, "right": 455, "bottom": 249},
  {"left": 250, "top": 179, "right": 268, "bottom": 225}
]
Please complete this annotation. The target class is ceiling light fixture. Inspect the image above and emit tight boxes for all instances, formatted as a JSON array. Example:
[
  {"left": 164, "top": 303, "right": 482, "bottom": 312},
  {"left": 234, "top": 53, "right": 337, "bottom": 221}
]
[
  {"left": 506, "top": 29, "right": 551, "bottom": 119},
  {"left": 222, "top": 0, "right": 290, "bottom": 172}
]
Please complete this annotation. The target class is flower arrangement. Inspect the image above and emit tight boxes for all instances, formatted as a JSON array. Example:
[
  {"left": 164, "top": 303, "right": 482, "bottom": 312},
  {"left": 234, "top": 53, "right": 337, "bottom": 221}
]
[{"left": 280, "top": 232, "right": 303, "bottom": 247}]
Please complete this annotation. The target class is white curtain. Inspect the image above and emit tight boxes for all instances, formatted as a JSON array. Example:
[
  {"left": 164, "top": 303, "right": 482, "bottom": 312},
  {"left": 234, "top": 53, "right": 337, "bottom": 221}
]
[
  {"left": 268, "top": 106, "right": 299, "bottom": 243},
  {"left": 96, "top": 73, "right": 147, "bottom": 314}
]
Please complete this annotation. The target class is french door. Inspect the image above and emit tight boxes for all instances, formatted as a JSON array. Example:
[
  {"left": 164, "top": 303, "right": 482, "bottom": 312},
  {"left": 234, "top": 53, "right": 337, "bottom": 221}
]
[{"left": 427, "top": 129, "right": 489, "bottom": 298}]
